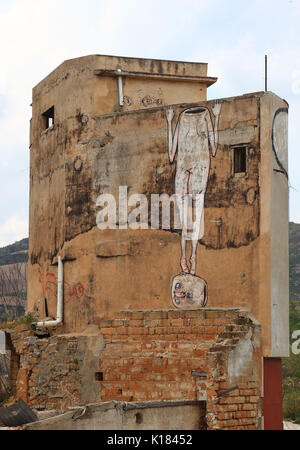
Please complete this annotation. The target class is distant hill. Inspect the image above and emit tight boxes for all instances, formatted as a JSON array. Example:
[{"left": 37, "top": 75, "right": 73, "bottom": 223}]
[
  {"left": 0, "top": 239, "right": 27, "bottom": 320},
  {"left": 290, "top": 222, "right": 300, "bottom": 300},
  {"left": 0, "top": 238, "right": 28, "bottom": 266}
]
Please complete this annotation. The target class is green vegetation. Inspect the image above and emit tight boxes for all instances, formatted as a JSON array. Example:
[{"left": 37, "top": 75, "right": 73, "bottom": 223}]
[
  {"left": 282, "top": 301, "right": 300, "bottom": 422},
  {"left": 0, "top": 313, "right": 37, "bottom": 331},
  {"left": 289, "top": 222, "right": 300, "bottom": 300},
  {"left": 283, "top": 388, "right": 300, "bottom": 422},
  {"left": 17, "top": 313, "right": 37, "bottom": 328}
]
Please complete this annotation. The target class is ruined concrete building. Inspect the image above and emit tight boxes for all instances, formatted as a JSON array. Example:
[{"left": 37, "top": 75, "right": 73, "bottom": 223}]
[{"left": 2, "top": 55, "right": 289, "bottom": 430}]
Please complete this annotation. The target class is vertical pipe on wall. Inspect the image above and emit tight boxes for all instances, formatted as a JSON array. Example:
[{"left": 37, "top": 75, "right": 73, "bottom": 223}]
[
  {"left": 56, "top": 255, "right": 63, "bottom": 323},
  {"left": 117, "top": 69, "right": 124, "bottom": 106}
]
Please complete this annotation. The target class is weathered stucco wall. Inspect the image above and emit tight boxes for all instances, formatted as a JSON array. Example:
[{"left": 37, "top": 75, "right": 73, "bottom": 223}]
[
  {"left": 31, "top": 54, "right": 211, "bottom": 132},
  {"left": 27, "top": 56, "right": 289, "bottom": 360},
  {"left": 259, "top": 93, "right": 289, "bottom": 357}
]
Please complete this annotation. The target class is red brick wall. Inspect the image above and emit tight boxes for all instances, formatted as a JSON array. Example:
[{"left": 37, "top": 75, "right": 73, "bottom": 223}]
[
  {"left": 99, "top": 310, "right": 225, "bottom": 402},
  {"left": 98, "top": 309, "right": 262, "bottom": 429}
]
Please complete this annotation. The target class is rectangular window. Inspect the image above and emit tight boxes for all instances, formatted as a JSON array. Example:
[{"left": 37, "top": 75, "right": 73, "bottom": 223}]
[
  {"left": 42, "top": 106, "right": 54, "bottom": 130},
  {"left": 233, "top": 146, "right": 247, "bottom": 174}
]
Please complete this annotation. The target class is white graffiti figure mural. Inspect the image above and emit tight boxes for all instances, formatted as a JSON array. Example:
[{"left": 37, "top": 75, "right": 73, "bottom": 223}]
[{"left": 166, "top": 101, "right": 222, "bottom": 308}]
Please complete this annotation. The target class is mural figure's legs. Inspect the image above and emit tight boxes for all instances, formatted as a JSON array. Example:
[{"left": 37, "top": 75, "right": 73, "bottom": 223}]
[
  {"left": 190, "top": 240, "right": 197, "bottom": 276},
  {"left": 189, "top": 193, "right": 204, "bottom": 276},
  {"left": 180, "top": 233, "right": 189, "bottom": 274},
  {"left": 176, "top": 170, "right": 191, "bottom": 274},
  {"left": 178, "top": 178, "right": 205, "bottom": 276}
]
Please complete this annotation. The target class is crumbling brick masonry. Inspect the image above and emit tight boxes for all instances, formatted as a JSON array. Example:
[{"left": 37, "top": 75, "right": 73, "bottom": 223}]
[{"left": 3, "top": 308, "right": 262, "bottom": 430}]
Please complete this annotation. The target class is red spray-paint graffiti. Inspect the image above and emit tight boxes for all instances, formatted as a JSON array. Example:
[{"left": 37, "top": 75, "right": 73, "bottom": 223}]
[
  {"left": 65, "top": 282, "right": 85, "bottom": 304},
  {"left": 38, "top": 268, "right": 85, "bottom": 304},
  {"left": 38, "top": 269, "right": 57, "bottom": 298}
]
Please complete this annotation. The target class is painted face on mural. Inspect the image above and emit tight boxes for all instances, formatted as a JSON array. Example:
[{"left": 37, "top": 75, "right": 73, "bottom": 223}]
[{"left": 171, "top": 273, "right": 208, "bottom": 309}]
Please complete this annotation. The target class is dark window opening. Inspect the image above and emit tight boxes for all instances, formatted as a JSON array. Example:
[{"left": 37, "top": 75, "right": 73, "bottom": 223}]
[
  {"left": 233, "top": 146, "right": 247, "bottom": 173},
  {"left": 135, "top": 413, "right": 143, "bottom": 424},
  {"left": 95, "top": 371, "right": 103, "bottom": 381},
  {"left": 42, "top": 106, "right": 54, "bottom": 130}
]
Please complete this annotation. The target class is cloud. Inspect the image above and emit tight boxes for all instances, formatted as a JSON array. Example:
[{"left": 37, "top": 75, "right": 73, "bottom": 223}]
[
  {"left": 0, "top": 0, "right": 217, "bottom": 151},
  {"left": 0, "top": 0, "right": 221, "bottom": 246},
  {"left": 192, "top": 23, "right": 300, "bottom": 223},
  {"left": 0, "top": 215, "right": 28, "bottom": 247}
]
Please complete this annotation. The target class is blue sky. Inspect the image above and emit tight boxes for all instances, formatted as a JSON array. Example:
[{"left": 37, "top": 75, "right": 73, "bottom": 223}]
[{"left": 0, "top": 0, "right": 299, "bottom": 246}]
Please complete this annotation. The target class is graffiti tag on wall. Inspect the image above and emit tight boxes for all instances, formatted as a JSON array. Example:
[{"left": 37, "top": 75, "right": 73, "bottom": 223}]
[{"left": 38, "top": 268, "right": 85, "bottom": 304}]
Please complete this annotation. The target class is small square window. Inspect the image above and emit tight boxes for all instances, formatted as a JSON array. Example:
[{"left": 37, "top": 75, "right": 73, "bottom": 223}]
[
  {"left": 42, "top": 106, "right": 54, "bottom": 130},
  {"left": 233, "top": 146, "right": 247, "bottom": 174},
  {"left": 95, "top": 372, "right": 103, "bottom": 381}
]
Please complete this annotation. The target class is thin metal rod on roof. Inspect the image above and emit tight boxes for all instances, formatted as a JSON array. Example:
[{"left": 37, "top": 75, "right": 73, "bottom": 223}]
[{"left": 265, "top": 55, "right": 268, "bottom": 92}]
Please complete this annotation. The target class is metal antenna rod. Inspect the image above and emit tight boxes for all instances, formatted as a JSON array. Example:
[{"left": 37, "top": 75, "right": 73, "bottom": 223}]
[{"left": 265, "top": 55, "right": 268, "bottom": 92}]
